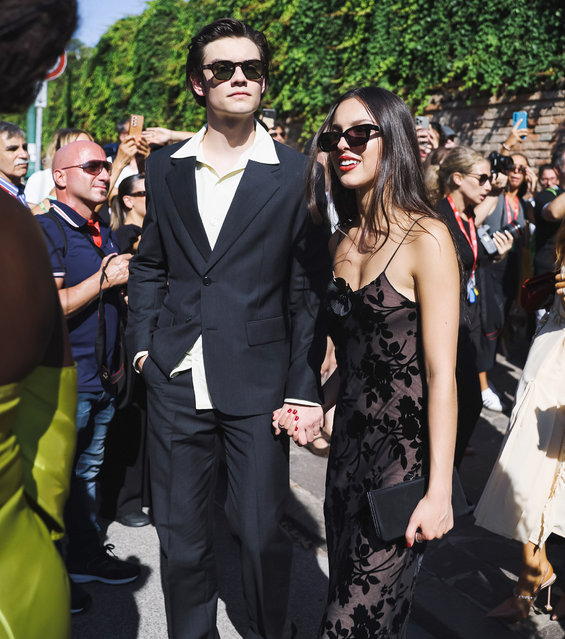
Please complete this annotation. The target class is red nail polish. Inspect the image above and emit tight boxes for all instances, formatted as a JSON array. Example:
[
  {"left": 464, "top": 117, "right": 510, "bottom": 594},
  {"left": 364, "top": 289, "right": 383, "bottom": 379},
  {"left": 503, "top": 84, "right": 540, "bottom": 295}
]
[
  {"left": 293, "top": 409, "right": 297, "bottom": 414},
  {"left": 407, "top": 542, "right": 412, "bottom": 548},
  {"left": 295, "top": 416, "right": 299, "bottom": 421},
  {"left": 287, "top": 408, "right": 292, "bottom": 413},
  {"left": 295, "top": 426, "right": 298, "bottom": 431}
]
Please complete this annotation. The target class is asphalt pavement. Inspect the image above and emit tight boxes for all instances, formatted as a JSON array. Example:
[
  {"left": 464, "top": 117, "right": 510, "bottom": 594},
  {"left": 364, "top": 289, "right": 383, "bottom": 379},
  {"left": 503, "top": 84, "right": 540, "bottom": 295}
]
[{"left": 72, "top": 329, "right": 565, "bottom": 638}]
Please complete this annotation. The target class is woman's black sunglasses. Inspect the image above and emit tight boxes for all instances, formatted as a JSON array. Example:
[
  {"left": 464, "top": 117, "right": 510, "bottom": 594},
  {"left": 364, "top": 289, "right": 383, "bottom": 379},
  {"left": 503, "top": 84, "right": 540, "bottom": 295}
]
[
  {"left": 467, "top": 173, "right": 491, "bottom": 186},
  {"left": 317, "top": 124, "right": 381, "bottom": 152},
  {"left": 201, "top": 59, "right": 265, "bottom": 81}
]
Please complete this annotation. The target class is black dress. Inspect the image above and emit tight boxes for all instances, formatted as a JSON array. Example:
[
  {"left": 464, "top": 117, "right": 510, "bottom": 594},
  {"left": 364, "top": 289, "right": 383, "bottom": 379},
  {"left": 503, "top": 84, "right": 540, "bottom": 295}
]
[{"left": 321, "top": 235, "right": 427, "bottom": 639}]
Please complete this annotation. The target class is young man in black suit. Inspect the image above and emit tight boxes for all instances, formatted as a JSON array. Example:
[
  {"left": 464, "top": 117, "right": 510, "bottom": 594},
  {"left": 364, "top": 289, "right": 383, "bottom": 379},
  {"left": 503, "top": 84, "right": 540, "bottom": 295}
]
[{"left": 127, "top": 18, "right": 329, "bottom": 639}]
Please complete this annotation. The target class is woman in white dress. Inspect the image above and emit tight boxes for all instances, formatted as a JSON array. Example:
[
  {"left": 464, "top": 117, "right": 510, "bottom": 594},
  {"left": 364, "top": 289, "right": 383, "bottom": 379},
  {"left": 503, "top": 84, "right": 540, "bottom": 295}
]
[{"left": 474, "top": 219, "right": 565, "bottom": 621}]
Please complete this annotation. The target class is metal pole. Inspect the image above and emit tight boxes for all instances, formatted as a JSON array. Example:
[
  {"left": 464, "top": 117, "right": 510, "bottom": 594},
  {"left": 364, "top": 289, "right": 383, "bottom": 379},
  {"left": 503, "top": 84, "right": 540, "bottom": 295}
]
[
  {"left": 26, "top": 104, "right": 36, "bottom": 175},
  {"left": 34, "top": 81, "right": 48, "bottom": 171}
]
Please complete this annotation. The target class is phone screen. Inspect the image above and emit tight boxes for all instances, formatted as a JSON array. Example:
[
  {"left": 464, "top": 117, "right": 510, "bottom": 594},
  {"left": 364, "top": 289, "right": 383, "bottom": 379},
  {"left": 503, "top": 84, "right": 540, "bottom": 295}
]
[{"left": 513, "top": 111, "right": 527, "bottom": 130}]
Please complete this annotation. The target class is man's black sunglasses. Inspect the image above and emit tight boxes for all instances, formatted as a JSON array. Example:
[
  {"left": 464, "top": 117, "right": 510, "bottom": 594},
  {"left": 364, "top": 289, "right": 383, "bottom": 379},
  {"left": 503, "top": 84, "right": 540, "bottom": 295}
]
[
  {"left": 317, "top": 124, "right": 381, "bottom": 152},
  {"left": 61, "top": 160, "right": 112, "bottom": 176},
  {"left": 201, "top": 59, "right": 265, "bottom": 81}
]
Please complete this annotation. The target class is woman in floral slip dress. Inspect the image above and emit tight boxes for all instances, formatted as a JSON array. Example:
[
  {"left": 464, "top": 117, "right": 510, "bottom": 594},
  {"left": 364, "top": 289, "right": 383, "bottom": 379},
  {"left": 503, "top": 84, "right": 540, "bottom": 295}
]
[{"left": 311, "top": 87, "right": 460, "bottom": 638}]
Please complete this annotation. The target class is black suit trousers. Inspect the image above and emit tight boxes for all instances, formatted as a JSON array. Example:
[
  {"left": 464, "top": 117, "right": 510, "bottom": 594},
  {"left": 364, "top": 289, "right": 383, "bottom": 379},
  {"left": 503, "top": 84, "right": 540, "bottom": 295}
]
[{"left": 143, "top": 358, "right": 292, "bottom": 639}]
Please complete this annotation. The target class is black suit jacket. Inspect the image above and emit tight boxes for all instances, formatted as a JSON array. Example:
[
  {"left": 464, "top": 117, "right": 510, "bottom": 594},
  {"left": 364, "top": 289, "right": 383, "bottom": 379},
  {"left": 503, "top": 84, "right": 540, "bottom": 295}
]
[{"left": 127, "top": 139, "right": 330, "bottom": 416}]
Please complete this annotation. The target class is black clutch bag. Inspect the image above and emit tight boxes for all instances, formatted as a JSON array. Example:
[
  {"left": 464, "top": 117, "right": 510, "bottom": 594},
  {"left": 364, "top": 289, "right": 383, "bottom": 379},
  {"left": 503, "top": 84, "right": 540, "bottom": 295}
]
[{"left": 367, "top": 471, "right": 470, "bottom": 543}]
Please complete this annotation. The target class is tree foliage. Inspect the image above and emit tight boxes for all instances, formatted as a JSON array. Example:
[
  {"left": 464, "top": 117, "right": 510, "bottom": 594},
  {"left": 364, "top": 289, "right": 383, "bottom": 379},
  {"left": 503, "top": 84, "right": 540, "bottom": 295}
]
[{"left": 1, "top": 0, "right": 563, "bottom": 147}]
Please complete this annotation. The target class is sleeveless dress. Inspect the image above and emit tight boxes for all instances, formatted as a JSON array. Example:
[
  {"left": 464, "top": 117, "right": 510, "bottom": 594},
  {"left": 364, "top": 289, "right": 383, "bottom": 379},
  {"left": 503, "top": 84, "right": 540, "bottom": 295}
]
[
  {"left": 0, "top": 365, "right": 77, "bottom": 639},
  {"left": 321, "top": 231, "right": 427, "bottom": 638}
]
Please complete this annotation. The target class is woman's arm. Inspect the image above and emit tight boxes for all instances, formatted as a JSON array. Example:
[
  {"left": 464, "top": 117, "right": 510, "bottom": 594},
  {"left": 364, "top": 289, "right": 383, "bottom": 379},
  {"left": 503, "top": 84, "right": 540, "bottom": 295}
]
[{"left": 405, "top": 218, "right": 459, "bottom": 547}]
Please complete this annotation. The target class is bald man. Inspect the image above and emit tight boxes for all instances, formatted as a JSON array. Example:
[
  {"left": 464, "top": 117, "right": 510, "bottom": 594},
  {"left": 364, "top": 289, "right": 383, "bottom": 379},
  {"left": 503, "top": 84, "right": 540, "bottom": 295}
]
[{"left": 37, "top": 140, "right": 139, "bottom": 591}]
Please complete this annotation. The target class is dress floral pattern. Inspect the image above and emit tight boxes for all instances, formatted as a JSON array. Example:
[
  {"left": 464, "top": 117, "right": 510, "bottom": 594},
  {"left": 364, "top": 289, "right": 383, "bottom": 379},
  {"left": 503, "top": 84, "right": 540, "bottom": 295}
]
[{"left": 321, "top": 271, "right": 427, "bottom": 639}]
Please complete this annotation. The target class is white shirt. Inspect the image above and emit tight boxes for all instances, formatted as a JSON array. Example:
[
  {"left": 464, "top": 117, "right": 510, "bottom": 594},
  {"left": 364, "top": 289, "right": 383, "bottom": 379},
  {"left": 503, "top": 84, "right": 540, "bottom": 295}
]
[{"left": 136, "top": 123, "right": 319, "bottom": 410}]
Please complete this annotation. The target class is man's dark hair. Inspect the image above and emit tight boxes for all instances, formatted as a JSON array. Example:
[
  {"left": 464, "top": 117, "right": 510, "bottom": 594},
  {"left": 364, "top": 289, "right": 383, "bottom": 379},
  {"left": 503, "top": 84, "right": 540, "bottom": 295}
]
[
  {"left": 538, "top": 163, "right": 555, "bottom": 179},
  {"left": 185, "top": 18, "right": 270, "bottom": 108},
  {"left": 273, "top": 121, "right": 286, "bottom": 136},
  {"left": 551, "top": 143, "right": 565, "bottom": 173},
  {"left": 0, "top": 0, "right": 77, "bottom": 112},
  {"left": 116, "top": 116, "right": 130, "bottom": 136},
  {"left": 0, "top": 121, "right": 25, "bottom": 139}
]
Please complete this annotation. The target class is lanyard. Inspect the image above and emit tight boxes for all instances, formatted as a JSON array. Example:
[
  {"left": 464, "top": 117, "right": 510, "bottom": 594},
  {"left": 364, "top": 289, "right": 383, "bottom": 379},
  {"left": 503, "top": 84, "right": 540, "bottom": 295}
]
[
  {"left": 504, "top": 195, "right": 519, "bottom": 224},
  {"left": 447, "top": 195, "right": 477, "bottom": 276}
]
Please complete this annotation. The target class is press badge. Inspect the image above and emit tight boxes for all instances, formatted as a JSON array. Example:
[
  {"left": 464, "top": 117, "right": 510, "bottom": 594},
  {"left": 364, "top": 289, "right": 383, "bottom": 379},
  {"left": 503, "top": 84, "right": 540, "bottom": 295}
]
[{"left": 467, "top": 274, "right": 478, "bottom": 304}]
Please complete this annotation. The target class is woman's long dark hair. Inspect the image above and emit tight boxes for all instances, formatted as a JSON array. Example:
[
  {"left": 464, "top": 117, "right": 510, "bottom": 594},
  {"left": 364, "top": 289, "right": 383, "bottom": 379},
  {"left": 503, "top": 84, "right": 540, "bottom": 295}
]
[
  {"left": 307, "top": 86, "right": 439, "bottom": 252},
  {"left": 110, "top": 173, "right": 144, "bottom": 231}
]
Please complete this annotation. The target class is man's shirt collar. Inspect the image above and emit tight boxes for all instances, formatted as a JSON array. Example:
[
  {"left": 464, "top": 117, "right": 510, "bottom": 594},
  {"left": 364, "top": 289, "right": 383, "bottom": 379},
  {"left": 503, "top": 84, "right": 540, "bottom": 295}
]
[
  {"left": 0, "top": 175, "right": 27, "bottom": 207},
  {"left": 170, "top": 121, "right": 279, "bottom": 167},
  {"left": 50, "top": 199, "right": 91, "bottom": 228}
]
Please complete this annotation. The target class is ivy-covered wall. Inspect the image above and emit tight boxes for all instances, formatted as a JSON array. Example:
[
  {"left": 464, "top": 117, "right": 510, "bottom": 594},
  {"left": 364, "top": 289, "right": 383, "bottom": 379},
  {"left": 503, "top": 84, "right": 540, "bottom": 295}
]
[{"left": 2, "top": 0, "right": 564, "bottom": 150}]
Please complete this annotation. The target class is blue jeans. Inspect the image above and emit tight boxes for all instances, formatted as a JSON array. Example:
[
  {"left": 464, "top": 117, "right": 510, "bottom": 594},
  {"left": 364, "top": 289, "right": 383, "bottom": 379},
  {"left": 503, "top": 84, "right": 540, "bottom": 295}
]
[{"left": 65, "top": 391, "right": 115, "bottom": 562}]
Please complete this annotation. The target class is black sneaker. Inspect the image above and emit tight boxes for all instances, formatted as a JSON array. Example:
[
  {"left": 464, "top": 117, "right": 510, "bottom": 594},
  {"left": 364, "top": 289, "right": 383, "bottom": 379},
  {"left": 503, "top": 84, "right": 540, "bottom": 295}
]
[
  {"left": 68, "top": 544, "right": 140, "bottom": 585},
  {"left": 71, "top": 581, "right": 91, "bottom": 614}
]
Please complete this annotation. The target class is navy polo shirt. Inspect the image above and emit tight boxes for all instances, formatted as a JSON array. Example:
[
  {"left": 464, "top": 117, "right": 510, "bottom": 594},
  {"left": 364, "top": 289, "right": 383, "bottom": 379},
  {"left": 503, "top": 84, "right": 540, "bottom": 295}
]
[{"left": 37, "top": 200, "right": 121, "bottom": 393}]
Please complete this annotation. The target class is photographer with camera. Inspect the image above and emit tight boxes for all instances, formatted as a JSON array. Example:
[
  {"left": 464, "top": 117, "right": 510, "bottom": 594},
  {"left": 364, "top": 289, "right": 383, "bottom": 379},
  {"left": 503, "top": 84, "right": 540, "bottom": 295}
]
[
  {"left": 431, "top": 145, "right": 513, "bottom": 464},
  {"left": 473, "top": 152, "right": 533, "bottom": 411}
]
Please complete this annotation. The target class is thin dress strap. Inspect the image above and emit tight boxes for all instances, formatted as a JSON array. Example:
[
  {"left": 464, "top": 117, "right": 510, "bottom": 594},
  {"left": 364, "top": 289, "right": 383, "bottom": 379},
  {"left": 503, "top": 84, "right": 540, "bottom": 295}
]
[{"left": 381, "top": 216, "right": 427, "bottom": 275}]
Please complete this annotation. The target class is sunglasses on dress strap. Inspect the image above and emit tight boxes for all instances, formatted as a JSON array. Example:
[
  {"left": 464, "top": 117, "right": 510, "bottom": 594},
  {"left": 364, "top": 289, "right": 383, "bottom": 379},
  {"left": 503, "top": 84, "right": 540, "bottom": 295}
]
[
  {"left": 317, "top": 124, "right": 381, "bottom": 152},
  {"left": 200, "top": 59, "right": 265, "bottom": 81}
]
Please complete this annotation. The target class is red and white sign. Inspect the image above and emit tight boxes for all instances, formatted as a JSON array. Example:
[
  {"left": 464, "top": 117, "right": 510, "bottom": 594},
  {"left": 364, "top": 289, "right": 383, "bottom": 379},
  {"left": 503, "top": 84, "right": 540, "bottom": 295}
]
[{"left": 45, "top": 52, "right": 67, "bottom": 81}]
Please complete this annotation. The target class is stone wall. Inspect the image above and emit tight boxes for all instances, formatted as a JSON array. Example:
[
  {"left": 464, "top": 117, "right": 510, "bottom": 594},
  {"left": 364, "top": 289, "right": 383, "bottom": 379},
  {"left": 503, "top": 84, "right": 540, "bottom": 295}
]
[{"left": 424, "top": 89, "right": 565, "bottom": 169}]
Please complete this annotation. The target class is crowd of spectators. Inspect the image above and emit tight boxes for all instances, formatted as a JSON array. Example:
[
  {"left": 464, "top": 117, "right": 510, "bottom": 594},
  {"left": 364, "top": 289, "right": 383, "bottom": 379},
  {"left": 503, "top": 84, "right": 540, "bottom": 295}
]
[{"left": 1, "top": 8, "right": 565, "bottom": 628}]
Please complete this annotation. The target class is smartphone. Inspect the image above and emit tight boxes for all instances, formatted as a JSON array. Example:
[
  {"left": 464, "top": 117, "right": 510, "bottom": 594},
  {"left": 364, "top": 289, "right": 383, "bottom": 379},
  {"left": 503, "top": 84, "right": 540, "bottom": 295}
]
[
  {"left": 415, "top": 115, "right": 429, "bottom": 130},
  {"left": 129, "top": 114, "right": 144, "bottom": 140},
  {"left": 513, "top": 111, "right": 528, "bottom": 130},
  {"left": 262, "top": 108, "right": 277, "bottom": 130}
]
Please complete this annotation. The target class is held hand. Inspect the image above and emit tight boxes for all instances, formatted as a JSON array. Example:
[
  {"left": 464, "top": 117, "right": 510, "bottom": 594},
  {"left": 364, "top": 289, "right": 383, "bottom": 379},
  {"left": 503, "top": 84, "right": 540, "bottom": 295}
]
[
  {"left": 100, "top": 253, "right": 132, "bottom": 289},
  {"left": 492, "top": 230, "right": 514, "bottom": 259},
  {"left": 142, "top": 127, "right": 172, "bottom": 146},
  {"left": 135, "top": 136, "right": 151, "bottom": 159},
  {"left": 502, "top": 120, "right": 528, "bottom": 152},
  {"left": 555, "top": 270, "right": 565, "bottom": 296},
  {"left": 272, "top": 404, "right": 323, "bottom": 446},
  {"left": 405, "top": 490, "right": 453, "bottom": 547},
  {"left": 415, "top": 126, "right": 433, "bottom": 160},
  {"left": 114, "top": 135, "right": 138, "bottom": 169},
  {"left": 490, "top": 172, "right": 508, "bottom": 191},
  {"left": 524, "top": 165, "right": 538, "bottom": 198}
]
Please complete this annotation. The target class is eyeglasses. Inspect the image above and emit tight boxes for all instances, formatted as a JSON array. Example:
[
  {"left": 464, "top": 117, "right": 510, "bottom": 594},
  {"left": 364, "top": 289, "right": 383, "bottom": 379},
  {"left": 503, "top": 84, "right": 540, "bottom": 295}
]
[
  {"left": 61, "top": 160, "right": 112, "bottom": 175},
  {"left": 201, "top": 59, "right": 265, "bottom": 81},
  {"left": 129, "top": 191, "right": 146, "bottom": 197},
  {"left": 317, "top": 124, "right": 381, "bottom": 152},
  {"left": 510, "top": 165, "right": 527, "bottom": 175},
  {"left": 467, "top": 173, "right": 491, "bottom": 186}
]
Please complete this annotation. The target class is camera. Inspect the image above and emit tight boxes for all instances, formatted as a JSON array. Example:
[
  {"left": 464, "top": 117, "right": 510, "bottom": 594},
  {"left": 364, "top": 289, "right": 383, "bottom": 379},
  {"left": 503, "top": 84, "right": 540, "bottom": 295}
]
[
  {"left": 477, "top": 221, "right": 523, "bottom": 257},
  {"left": 488, "top": 151, "right": 514, "bottom": 175}
]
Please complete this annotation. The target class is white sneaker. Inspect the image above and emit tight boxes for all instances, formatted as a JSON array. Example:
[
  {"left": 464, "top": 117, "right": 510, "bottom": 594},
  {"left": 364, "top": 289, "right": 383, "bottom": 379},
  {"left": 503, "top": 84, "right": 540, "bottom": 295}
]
[{"left": 482, "top": 387, "right": 505, "bottom": 412}]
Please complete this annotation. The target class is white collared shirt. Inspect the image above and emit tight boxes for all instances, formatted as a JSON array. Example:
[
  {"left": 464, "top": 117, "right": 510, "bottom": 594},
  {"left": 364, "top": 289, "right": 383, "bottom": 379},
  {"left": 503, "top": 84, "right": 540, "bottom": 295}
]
[
  {"left": 137, "top": 123, "right": 318, "bottom": 410},
  {"left": 161, "top": 123, "right": 278, "bottom": 409}
]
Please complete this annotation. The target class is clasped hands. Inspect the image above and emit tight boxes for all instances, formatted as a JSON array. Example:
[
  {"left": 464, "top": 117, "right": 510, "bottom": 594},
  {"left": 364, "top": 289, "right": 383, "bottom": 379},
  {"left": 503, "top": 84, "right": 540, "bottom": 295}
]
[{"left": 272, "top": 403, "right": 323, "bottom": 446}]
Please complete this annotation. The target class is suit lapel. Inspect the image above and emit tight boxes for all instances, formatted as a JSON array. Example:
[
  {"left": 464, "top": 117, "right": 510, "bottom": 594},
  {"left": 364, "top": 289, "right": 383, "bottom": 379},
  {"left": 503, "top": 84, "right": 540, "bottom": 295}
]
[
  {"left": 165, "top": 156, "right": 212, "bottom": 262},
  {"left": 206, "top": 161, "right": 280, "bottom": 271}
]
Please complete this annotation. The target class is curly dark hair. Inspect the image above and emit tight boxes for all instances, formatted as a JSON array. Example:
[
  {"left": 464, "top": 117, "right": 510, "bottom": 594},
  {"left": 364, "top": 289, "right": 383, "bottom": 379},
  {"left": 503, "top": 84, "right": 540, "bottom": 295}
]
[{"left": 0, "top": 0, "right": 77, "bottom": 112}]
